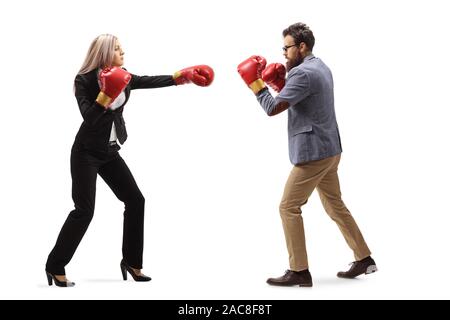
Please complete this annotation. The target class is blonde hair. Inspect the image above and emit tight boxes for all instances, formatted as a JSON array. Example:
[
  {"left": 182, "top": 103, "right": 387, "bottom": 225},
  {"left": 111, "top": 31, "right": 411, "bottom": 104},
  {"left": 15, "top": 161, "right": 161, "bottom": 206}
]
[{"left": 78, "top": 34, "right": 118, "bottom": 75}]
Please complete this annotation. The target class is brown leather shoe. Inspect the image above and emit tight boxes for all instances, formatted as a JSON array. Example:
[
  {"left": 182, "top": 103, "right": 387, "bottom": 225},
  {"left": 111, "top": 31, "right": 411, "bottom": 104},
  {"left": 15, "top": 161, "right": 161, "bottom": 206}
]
[
  {"left": 337, "top": 256, "right": 378, "bottom": 279},
  {"left": 267, "top": 270, "right": 313, "bottom": 287}
]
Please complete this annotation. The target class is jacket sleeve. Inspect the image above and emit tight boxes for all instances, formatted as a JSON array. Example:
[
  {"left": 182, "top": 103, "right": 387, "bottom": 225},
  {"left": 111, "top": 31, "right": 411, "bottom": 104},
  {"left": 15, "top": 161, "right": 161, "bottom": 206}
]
[
  {"left": 275, "top": 69, "right": 310, "bottom": 106},
  {"left": 74, "top": 74, "right": 106, "bottom": 126},
  {"left": 256, "top": 69, "right": 310, "bottom": 116},
  {"left": 129, "top": 74, "right": 175, "bottom": 90}
]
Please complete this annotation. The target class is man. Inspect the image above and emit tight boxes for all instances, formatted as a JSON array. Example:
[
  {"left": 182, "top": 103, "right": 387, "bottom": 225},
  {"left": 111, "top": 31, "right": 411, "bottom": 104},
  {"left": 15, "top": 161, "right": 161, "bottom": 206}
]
[{"left": 237, "top": 22, "right": 377, "bottom": 287}]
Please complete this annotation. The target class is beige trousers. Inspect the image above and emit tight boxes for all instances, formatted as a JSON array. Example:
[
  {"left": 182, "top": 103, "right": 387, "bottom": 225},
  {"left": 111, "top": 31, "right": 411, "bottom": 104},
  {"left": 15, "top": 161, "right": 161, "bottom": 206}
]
[{"left": 279, "top": 154, "right": 371, "bottom": 271}]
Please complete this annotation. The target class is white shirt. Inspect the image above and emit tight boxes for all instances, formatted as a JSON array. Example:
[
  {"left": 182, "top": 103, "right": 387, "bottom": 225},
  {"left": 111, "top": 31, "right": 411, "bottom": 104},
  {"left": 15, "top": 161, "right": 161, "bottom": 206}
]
[{"left": 108, "top": 92, "right": 126, "bottom": 142}]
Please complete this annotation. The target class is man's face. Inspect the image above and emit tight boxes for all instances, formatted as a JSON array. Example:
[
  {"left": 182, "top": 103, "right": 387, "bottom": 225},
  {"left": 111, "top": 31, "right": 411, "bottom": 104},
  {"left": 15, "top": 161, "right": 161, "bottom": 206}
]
[{"left": 283, "top": 35, "right": 303, "bottom": 72}]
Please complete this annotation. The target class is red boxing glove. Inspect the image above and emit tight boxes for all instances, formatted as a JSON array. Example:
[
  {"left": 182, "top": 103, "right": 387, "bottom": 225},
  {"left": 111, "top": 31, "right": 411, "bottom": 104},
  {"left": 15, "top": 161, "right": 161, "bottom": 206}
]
[
  {"left": 262, "top": 63, "right": 286, "bottom": 93},
  {"left": 96, "top": 67, "right": 131, "bottom": 108},
  {"left": 237, "top": 55, "right": 267, "bottom": 94},
  {"left": 173, "top": 65, "right": 214, "bottom": 86}
]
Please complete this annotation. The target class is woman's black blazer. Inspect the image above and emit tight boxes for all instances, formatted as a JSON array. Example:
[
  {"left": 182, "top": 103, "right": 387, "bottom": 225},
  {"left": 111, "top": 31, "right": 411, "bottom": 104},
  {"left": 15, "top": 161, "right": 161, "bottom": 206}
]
[{"left": 73, "top": 68, "right": 174, "bottom": 153}]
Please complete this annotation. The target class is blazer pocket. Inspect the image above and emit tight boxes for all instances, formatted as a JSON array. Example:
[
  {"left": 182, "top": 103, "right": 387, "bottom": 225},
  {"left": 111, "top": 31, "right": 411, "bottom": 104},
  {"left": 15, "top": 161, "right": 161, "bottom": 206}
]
[{"left": 292, "top": 125, "right": 313, "bottom": 136}]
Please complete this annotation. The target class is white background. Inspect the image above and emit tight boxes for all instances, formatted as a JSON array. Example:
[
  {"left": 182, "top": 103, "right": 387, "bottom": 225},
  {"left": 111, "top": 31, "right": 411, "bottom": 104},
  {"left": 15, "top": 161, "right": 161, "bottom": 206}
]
[{"left": 1, "top": 0, "right": 449, "bottom": 300}]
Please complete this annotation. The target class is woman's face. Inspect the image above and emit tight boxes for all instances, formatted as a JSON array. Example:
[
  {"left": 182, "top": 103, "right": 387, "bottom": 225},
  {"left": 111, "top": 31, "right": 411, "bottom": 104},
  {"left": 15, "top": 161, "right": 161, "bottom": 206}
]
[{"left": 112, "top": 40, "right": 124, "bottom": 67}]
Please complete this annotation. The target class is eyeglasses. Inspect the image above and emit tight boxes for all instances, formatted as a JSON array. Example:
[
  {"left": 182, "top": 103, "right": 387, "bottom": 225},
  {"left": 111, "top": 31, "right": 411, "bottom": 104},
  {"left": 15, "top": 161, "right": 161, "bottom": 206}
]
[{"left": 282, "top": 44, "right": 298, "bottom": 52}]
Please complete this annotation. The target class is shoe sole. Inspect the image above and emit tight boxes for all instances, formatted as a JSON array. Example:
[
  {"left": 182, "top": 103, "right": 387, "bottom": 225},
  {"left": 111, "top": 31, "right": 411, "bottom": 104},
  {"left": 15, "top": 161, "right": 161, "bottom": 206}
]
[
  {"left": 267, "top": 282, "right": 313, "bottom": 287},
  {"left": 337, "top": 265, "right": 378, "bottom": 279},
  {"left": 365, "top": 265, "right": 378, "bottom": 274},
  {"left": 299, "top": 283, "right": 313, "bottom": 288}
]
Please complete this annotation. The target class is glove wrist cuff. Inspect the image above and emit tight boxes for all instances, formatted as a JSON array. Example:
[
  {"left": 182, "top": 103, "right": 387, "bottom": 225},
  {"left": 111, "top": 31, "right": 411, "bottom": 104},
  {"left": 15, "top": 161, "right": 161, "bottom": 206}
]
[
  {"left": 249, "top": 79, "right": 266, "bottom": 94},
  {"left": 173, "top": 71, "right": 181, "bottom": 79},
  {"left": 173, "top": 71, "right": 188, "bottom": 85},
  {"left": 96, "top": 91, "right": 112, "bottom": 108}
]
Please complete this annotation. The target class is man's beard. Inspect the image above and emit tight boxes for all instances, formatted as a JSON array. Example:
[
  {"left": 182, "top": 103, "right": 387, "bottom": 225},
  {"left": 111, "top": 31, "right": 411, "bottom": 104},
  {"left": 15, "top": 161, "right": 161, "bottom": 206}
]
[{"left": 286, "top": 54, "right": 304, "bottom": 72}]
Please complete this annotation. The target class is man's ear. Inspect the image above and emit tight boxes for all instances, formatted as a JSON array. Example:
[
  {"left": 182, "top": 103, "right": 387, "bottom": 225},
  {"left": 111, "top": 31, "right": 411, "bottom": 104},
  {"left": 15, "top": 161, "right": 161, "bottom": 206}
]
[{"left": 299, "top": 42, "right": 307, "bottom": 55}]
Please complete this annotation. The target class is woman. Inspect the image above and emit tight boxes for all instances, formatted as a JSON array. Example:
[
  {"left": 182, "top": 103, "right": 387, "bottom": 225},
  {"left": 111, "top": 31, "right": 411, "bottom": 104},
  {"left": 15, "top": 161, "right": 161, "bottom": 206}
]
[{"left": 45, "top": 34, "right": 214, "bottom": 287}]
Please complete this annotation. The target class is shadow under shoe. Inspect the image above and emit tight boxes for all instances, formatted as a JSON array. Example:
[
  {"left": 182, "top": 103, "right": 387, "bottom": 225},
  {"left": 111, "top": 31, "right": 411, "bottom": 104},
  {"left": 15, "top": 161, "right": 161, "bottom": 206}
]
[
  {"left": 337, "top": 256, "right": 378, "bottom": 279},
  {"left": 267, "top": 269, "right": 313, "bottom": 287},
  {"left": 120, "top": 260, "right": 151, "bottom": 282},
  {"left": 46, "top": 272, "right": 75, "bottom": 287}
]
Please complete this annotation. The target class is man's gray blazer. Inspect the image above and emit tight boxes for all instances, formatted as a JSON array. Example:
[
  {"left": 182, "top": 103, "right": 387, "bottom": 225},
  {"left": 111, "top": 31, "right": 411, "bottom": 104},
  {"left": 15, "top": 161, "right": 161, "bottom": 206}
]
[{"left": 257, "top": 55, "right": 342, "bottom": 165}]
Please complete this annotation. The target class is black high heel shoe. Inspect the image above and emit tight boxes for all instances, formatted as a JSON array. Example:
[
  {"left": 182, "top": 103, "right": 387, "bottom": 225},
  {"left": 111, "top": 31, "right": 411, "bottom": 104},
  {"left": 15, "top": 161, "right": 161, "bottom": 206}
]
[
  {"left": 120, "top": 260, "right": 151, "bottom": 282},
  {"left": 46, "top": 272, "right": 75, "bottom": 287}
]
